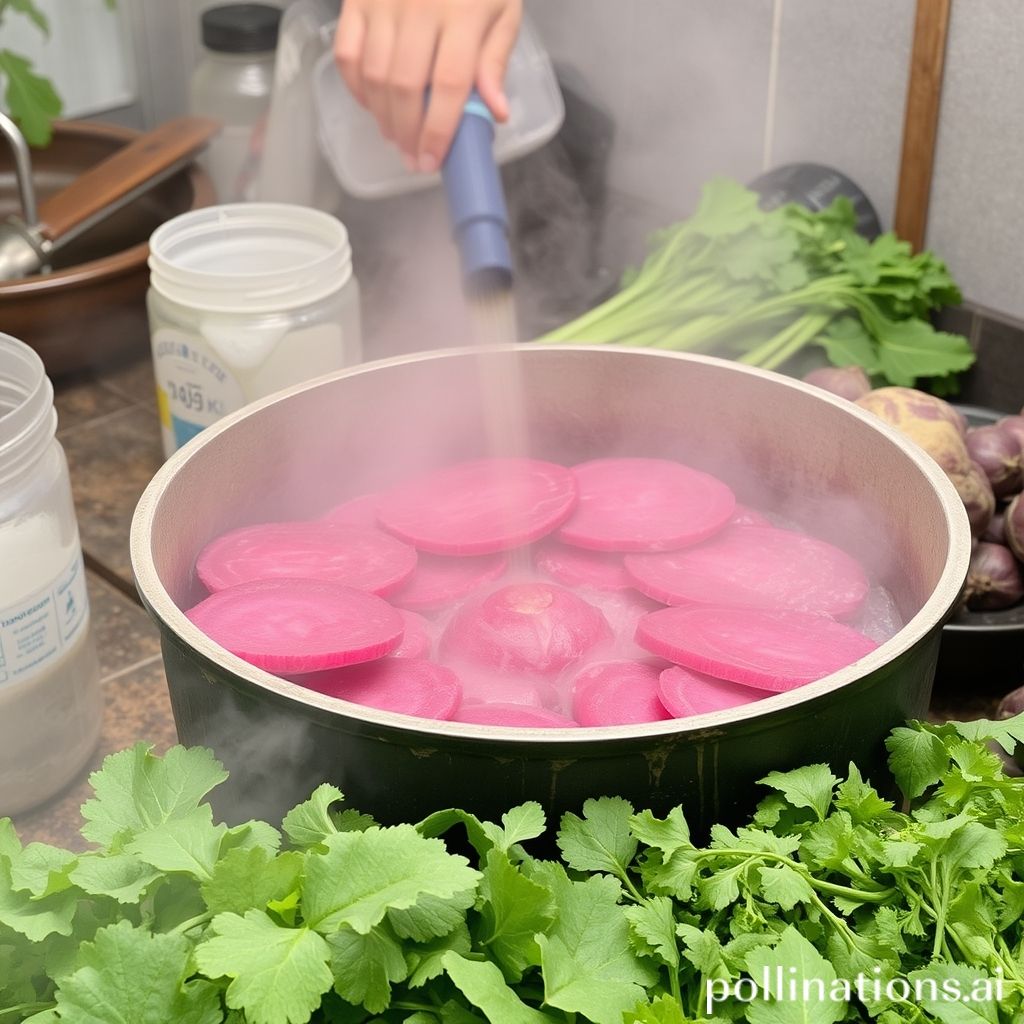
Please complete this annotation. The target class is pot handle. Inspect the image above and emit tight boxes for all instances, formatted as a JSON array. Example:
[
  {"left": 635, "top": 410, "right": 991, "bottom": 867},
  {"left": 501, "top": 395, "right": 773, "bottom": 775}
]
[{"left": 36, "top": 116, "right": 221, "bottom": 245}]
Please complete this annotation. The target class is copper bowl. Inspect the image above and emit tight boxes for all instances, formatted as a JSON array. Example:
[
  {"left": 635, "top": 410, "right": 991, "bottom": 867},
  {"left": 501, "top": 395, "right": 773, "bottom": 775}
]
[{"left": 0, "top": 121, "right": 215, "bottom": 377}]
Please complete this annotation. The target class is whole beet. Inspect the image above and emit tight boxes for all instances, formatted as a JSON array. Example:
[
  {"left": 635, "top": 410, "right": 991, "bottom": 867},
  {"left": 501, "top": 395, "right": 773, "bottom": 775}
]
[
  {"left": 953, "top": 461, "right": 996, "bottom": 537},
  {"left": 964, "top": 541, "right": 1024, "bottom": 611},
  {"left": 998, "top": 415, "right": 1024, "bottom": 460},
  {"left": 965, "top": 424, "right": 1024, "bottom": 498},
  {"left": 1006, "top": 493, "right": 1024, "bottom": 562},
  {"left": 803, "top": 366, "right": 872, "bottom": 401},
  {"left": 983, "top": 511, "right": 1007, "bottom": 545}
]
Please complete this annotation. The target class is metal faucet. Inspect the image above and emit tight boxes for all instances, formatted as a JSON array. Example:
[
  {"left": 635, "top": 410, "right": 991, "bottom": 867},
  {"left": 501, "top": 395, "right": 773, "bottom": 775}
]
[{"left": 0, "top": 112, "right": 52, "bottom": 279}]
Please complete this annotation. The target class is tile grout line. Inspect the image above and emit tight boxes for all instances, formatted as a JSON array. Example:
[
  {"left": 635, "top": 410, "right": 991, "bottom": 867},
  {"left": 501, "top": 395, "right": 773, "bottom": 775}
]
[
  {"left": 57, "top": 401, "right": 154, "bottom": 441},
  {"left": 761, "top": 0, "right": 785, "bottom": 172},
  {"left": 100, "top": 653, "right": 163, "bottom": 685}
]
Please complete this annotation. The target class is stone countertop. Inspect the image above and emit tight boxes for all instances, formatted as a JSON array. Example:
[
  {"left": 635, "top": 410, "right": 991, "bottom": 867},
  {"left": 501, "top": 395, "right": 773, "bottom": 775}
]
[{"left": 8, "top": 351, "right": 1010, "bottom": 849}]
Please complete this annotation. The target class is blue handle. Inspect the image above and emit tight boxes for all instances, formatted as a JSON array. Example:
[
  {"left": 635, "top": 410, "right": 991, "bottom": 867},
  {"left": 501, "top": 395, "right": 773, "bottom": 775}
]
[{"left": 441, "top": 91, "right": 513, "bottom": 294}]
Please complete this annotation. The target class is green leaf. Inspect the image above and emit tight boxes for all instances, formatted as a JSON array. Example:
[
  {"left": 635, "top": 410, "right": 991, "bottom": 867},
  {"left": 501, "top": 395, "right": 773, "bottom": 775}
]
[
  {"left": 303, "top": 826, "right": 480, "bottom": 935},
  {"left": 8, "top": 0, "right": 50, "bottom": 35},
  {"left": 874, "top": 319, "right": 975, "bottom": 388},
  {"left": 624, "top": 895, "right": 679, "bottom": 969},
  {"left": 641, "top": 848, "right": 699, "bottom": 901},
  {"left": 69, "top": 853, "right": 162, "bottom": 904},
  {"left": 126, "top": 806, "right": 227, "bottom": 881},
  {"left": 817, "top": 317, "right": 879, "bottom": 374},
  {"left": 8, "top": 843, "right": 76, "bottom": 897},
  {"left": 758, "top": 765, "right": 838, "bottom": 821},
  {"left": 327, "top": 923, "right": 408, "bottom": 1014},
  {"left": 195, "top": 910, "right": 333, "bottom": 1024},
  {"left": 557, "top": 797, "right": 638, "bottom": 878},
  {"left": 387, "top": 890, "right": 475, "bottom": 942},
  {"left": 745, "top": 926, "right": 846, "bottom": 1024},
  {"left": 907, "top": 963, "right": 1001, "bottom": 1024},
  {"left": 222, "top": 819, "right": 282, "bottom": 856},
  {"left": 201, "top": 846, "right": 304, "bottom": 916},
  {"left": 480, "top": 802, "right": 546, "bottom": 853},
  {"left": 757, "top": 864, "right": 815, "bottom": 911},
  {"left": 442, "top": 952, "right": 555, "bottom": 1023},
  {"left": 935, "top": 821, "right": 1007, "bottom": 874},
  {"left": 536, "top": 872, "right": 657, "bottom": 1024},
  {"left": 405, "top": 920, "right": 472, "bottom": 988},
  {"left": 886, "top": 726, "right": 950, "bottom": 799},
  {"left": 955, "top": 714, "right": 1024, "bottom": 756},
  {"left": 55, "top": 920, "right": 222, "bottom": 1024},
  {"left": 698, "top": 862, "right": 745, "bottom": 911},
  {"left": 282, "top": 784, "right": 345, "bottom": 848},
  {"left": 0, "top": 50, "right": 60, "bottom": 147},
  {"left": 80, "top": 744, "right": 228, "bottom": 848},
  {"left": 477, "top": 848, "right": 554, "bottom": 980},
  {"left": 624, "top": 994, "right": 689, "bottom": 1024},
  {"left": 0, "top": 858, "right": 77, "bottom": 941},
  {"left": 630, "top": 807, "right": 692, "bottom": 857},
  {"left": 416, "top": 807, "right": 494, "bottom": 859},
  {"left": 0, "top": 817, "right": 21, "bottom": 859},
  {"left": 676, "top": 923, "right": 728, "bottom": 978},
  {"left": 834, "top": 763, "right": 893, "bottom": 823}
]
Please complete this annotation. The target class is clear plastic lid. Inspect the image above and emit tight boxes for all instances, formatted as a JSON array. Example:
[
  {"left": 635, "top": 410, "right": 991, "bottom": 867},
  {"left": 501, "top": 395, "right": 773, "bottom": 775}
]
[{"left": 312, "top": 15, "right": 564, "bottom": 199}]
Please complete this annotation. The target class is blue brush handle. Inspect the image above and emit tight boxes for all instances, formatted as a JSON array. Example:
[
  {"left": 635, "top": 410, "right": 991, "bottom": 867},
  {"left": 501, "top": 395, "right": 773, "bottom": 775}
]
[{"left": 441, "top": 91, "right": 513, "bottom": 293}]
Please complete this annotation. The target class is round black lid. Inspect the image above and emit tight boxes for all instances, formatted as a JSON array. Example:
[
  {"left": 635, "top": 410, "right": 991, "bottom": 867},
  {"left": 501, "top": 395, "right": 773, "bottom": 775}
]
[{"left": 201, "top": 4, "right": 282, "bottom": 54}]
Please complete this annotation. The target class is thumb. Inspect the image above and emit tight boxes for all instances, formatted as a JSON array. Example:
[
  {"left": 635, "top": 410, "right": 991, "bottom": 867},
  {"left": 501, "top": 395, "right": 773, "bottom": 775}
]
[{"left": 476, "top": 8, "right": 520, "bottom": 122}]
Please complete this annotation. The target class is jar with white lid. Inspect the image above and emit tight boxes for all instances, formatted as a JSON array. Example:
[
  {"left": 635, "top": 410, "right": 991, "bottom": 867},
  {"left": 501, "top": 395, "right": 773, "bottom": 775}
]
[
  {"left": 147, "top": 203, "right": 361, "bottom": 459},
  {"left": 0, "top": 334, "right": 103, "bottom": 816}
]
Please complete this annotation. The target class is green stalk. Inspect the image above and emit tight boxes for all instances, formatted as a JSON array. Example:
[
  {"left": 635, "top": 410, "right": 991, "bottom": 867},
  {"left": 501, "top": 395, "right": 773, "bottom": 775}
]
[{"left": 742, "top": 311, "right": 834, "bottom": 370}]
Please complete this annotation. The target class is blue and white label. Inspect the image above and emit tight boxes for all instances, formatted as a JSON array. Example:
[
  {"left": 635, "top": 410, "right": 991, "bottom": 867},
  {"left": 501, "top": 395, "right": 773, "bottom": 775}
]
[{"left": 0, "top": 549, "right": 89, "bottom": 687}]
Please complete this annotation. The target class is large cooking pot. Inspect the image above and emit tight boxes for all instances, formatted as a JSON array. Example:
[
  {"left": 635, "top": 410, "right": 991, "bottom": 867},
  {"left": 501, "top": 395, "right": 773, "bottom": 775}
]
[{"left": 131, "top": 346, "right": 970, "bottom": 832}]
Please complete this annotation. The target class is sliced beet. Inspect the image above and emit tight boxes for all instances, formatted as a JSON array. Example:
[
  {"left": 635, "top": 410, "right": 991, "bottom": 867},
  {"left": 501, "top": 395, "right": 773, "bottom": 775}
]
[
  {"left": 658, "top": 665, "right": 764, "bottom": 718},
  {"left": 558, "top": 458, "right": 735, "bottom": 552},
  {"left": 729, "top": 505, "right": 772, "bottom": 528},
  {"left": 571, "top": 660, "right": 672, "bottom": 727},
  {"left": 321, "top": 493, "right": 381, "bottom": 528},
  {"left": 534, "top": 541, "right": 633, "bottom": 591},
  {"left": 624, "top": 525, "right": 869, "bottom": 617},
  {"left": 196, "top": 521, "right": 417, "bottom": 596},
  {"left": 454, "top": 703, "right": 578, "bottom": 728},
  {"left": 296, "top": 659, "right": 461, "bottom": 720},
  {"left": 392, "top": 609, "right": 433, "bottom": 659},
  {"left": 441, "top": 582, "right": 611, "bottom": 676},
  {"left": 636, "top": 605, "right": 877, "bottom": 692},
  {"left": 186, "top": 579, "right": 403, "bottom": 674},
  {"left": 458, "top": 673, "right": 556, "bottom": 708},
  {"left": 376, "top": 458, "right": 577, "bottom": 555},
  {"left": 391, "top": 551, "right": 508, "bottom": 612}
]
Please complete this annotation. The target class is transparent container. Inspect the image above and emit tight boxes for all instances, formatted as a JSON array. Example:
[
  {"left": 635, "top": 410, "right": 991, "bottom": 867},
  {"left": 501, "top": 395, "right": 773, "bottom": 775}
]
[
  {"left": 190, "top": 3, "right": 282, "bottom": 202},
  {"left": 0, "top": 334, "right": 103, "bottom": 816},
  {"left": 147, "top": 203, "right": 362, "bottom": 459}
]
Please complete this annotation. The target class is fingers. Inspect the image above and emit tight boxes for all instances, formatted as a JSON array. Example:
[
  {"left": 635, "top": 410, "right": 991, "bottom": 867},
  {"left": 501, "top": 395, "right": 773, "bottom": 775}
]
[
  {"left": 361, "top": 12, "right": 399, "bottom": 140},
  {"left": 334, "top": 3, "right": 369, "bottom": 107},
  {"left": 417, "top": 18, "right": 486, "bottom": 172},
  {"left": 476, "top": 4, "right": 521, "bottom": 123},
  {"left": 388, "top": 10, "right": 439, "bottom": 163}
]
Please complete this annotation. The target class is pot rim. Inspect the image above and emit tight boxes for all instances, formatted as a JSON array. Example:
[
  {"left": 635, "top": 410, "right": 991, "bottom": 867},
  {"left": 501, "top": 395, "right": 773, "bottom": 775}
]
[{"left": 131, "top": 345, "right": 972, "bottom": 744}]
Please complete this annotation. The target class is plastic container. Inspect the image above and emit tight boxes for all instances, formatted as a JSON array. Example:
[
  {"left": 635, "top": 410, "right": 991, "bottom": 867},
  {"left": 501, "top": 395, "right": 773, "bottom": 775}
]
[
  {"left": 147, "top": 203, "right": 361, "bottom": 459},
  {"left": 312, "top": 14, "right": 564, "bottom": 199},
  {"left": 189, "top": 3, "right": 282, "bottom": 202},
  {"left": 0, "top": 334, "right": 103, "bottom": 816}
]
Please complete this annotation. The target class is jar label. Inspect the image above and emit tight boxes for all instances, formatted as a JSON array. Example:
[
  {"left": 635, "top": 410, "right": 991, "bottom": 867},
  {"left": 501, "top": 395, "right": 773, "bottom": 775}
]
[
  {"left": 152, "top": 329, "right": 245, "bottom": 456},
  {"left": 0, "top": 548, "right": 89, "bottom": 687}
]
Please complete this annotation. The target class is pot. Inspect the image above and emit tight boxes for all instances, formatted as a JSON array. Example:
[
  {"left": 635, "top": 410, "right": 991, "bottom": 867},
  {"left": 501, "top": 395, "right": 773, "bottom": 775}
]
[
  {"left": 0, "top": 121, "right": 215, "bottom": 376},
  {"left": 131, "top": 346, "right": 971, "bottom": 832}
]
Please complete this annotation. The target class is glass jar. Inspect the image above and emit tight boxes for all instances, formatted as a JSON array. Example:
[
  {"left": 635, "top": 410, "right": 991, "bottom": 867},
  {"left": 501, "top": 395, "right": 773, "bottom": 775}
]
[
  {"left": 147, "top": 203, "right": 361, "bottom": 459},
  {"left": 0, "top": 334, "right": 103, "bottom": 816},
  {"left": 189, "top": 3, "right": 281, "bottom": 202}
]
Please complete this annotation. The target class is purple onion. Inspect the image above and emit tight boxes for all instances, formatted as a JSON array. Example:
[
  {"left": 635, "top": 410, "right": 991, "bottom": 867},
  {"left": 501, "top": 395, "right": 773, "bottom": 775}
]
[
  {"left": 983, "top": 511, "right": 1007, "bottom": 545},
  {"left": 964, "top": 541, "right": 1024, "bottom": 611},
  {"left": 999, "top": 684, "right": 1024, "bottom": 720},
  {"left": 955, "top": 461, "right": 996, "bottom": 537},
  {"left": 803, "top": 366, "right": 872, "bottom": 401},
  {"left": 997, "top": 415, "right": 1024, "bottom": 460},
  {"left": 965, "top": 425, "right": 1024, "bottom": 498},
  {"left": 1006, "top": 493, "right": 1024, "bottom": 562}
]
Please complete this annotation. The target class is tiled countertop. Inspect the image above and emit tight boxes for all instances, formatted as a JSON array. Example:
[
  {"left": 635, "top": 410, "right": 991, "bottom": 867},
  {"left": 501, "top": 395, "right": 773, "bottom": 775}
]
[{"left": 8, "top": 351, "right": 1010, "bottom": 849}]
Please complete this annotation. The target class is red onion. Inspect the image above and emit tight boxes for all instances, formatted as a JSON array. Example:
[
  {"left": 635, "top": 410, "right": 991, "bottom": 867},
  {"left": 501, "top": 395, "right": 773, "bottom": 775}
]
[
  {"left": 997, "top": 415, "right": 1024, "bottom": 460},
  {"left": 965, "top": 425, "right": 1024, "bottom": 498},
  {"left": 983, "top": 511, "right": 1007, "bottom": 545},
  {"left": 802, "top": 366, "right": 871, "bottom": 401},
  {"left": 1006, "top": 493, "right": 1024, "bottom": 562},
  {"left": 964, "top": 542, "right": 1024, "bottom": 611},
  {"left": 999, "top": 684, "right": 1024, "bottom": 720},
  {"left": 954, "top": 461, "right": 996, "bottom": 537}
]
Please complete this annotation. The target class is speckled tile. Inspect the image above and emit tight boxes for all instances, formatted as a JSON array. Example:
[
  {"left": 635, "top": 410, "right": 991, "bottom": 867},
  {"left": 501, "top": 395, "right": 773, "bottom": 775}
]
[
  {"left": 62, "top": 405, "right": 164, "bottom": 585},
  {"left": 53, "top": 371, "right": 133, "bottom": 437},
  {"left": 10, "top": 656, "right": 178, "bottom": 852},
  {"left": 97, "top": 353, "right": 158, "bottom": 409},
  {"left": 87, "top": 572, "right": 161, "bottom": 679}
]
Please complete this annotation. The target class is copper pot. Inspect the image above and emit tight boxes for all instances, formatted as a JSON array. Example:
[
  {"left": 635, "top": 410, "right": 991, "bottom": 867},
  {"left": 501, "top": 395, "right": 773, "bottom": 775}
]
[{"left": 0, "top": 121, "right": 215, "bottom": 376}]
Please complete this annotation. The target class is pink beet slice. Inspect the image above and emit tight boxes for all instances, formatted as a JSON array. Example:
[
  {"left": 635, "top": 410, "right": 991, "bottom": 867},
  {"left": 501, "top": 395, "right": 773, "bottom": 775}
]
[
  {"left": 454, "top": 702, "right": 578, "bottom": 728},
  {"left": 571, "top": 660, "right": 672, "bottom": 727},
  {"left": 635, "top": 605, "right": 878, "bottom": 692},
  {"left": 392, "top": 609, "right": 432, "bottom": 659},
  {"left": 558, "top": 458, "right": 736, "bottom": 552},
  {"left": 186, "top": 579, "right": 403, "bottom": 673},
  {"left": 321, "top": 493, "right": 380, "bottom": 527},
  {"left": 196, "top": 522, "right": 417, "bottom": 597},
  {"left": 441, "top": 582, "right": 611, "bottom": 676},
  {"left": 534, "top": 541, "right": 633, "bottom": 591},
  {"left": 458, "top": 672, "right": 556, "bottom": 708},
  {"left": 730, "top": 505, "right": 772, "bottom": 528},
  {"left": 625, "top": 525, "right": 869, "bottom": 617},
  {"left": 376, "top": 458, "right": 577, "bottom": 555},
  {"left": 297, "top": 659, "right": 461, "bottom": 721},
  {"left": 658, "top": 665, "right": 764, "bottom": 718},
  {"left": 391, "top": 551, "right": 508, "bottom": 612}
]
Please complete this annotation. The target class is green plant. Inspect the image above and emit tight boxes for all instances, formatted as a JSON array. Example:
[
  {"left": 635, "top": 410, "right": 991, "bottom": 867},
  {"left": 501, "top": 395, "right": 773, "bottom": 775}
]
[{"left": 0, "top": 0, "right": 63, "bottom": 146}]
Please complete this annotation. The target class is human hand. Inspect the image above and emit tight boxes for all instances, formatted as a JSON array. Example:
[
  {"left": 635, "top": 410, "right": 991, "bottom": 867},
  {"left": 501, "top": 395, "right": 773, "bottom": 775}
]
[{"left": 334, "top": 0, "right": 522, "bottom": 173}]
